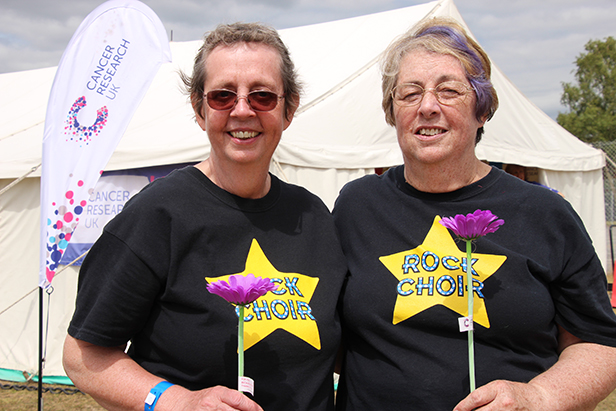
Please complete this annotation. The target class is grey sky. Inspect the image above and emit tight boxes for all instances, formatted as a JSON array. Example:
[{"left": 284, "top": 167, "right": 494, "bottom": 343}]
[{"left": 1, "top": 0, "right": 615, "bottom": 118}]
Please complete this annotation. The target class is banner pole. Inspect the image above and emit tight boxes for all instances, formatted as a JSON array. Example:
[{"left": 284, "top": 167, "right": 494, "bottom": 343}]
[{"left": 38, "top": 286, "right": 43, "bottom": 411}]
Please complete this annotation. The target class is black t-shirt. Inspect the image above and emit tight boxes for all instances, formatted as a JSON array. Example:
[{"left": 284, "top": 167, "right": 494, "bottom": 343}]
[
  {"left": 333, "top": 165, "right": 616, "bottom": 411},
  {"left": 69, "top": 166, "right": 347, "bottom": 411}
]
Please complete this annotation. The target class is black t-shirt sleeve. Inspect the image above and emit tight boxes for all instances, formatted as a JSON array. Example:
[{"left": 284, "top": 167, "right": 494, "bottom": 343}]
[{"left": 68, "top": 230, "right": 163, "bottom": 346}]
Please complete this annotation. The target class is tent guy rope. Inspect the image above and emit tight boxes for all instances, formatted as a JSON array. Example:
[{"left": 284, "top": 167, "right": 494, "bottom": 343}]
[
  {"left": 0, "top": 164, "right": 41, "bottom": 197},
  {"left": 0, "top": 250, "right": 89, "bottom": 318}
]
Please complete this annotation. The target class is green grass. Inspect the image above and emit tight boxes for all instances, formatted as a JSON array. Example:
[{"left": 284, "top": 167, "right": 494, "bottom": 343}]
[
  {"left": 0, "top": 383, "right": 104, "bottom": 410},
  {"left": 1, "top": 381, "right": 615, "bottom": 410},
  {"left": 597, "top": 391, "right": 616, "bottom": 411}
]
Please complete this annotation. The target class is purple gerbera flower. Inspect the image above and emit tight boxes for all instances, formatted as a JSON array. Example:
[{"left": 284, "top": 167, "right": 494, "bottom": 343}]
[
  {"left": 439, "top": 209, "right": 504, "bottom": 241},
  {"left": 207, "top": 273, "right": 278, "bottom": 306}
]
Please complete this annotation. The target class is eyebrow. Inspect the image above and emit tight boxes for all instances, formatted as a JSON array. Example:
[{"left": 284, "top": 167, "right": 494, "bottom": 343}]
[
  {"left": 209, "top": 79, "right": 280, "bottom": 92},
  {"left": 402, "top": 74, "right": 466, "bottom": 87}
]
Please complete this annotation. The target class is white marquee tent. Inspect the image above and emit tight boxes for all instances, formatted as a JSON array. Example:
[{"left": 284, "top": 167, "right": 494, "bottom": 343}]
[{"left": 0, "top": 0, "right": 606, "bottom": 381}]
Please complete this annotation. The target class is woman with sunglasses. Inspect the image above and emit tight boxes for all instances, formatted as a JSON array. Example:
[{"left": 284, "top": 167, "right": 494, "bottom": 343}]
[
  {"left": 333, "top": 17, "right": 616, "bottom": 411},
  {"left": 63, "top": 23, "right": 347, "bottom": 411}
]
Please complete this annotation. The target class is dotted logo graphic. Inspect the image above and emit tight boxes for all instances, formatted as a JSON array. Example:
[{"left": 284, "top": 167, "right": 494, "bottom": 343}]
[
  {"left": 45, "top": 171, "right": 102, "bottom": 283},
  {"left": 64, "top": 96, "right": 109, "bottom": 144}
]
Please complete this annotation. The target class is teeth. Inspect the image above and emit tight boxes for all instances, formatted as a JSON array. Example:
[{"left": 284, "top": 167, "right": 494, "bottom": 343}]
[
  {"left": 231, "top": 131, "right": 259, "bottom": 139},
  {"left": 418, "top": 128, "right": 442, "bottom": 136}
]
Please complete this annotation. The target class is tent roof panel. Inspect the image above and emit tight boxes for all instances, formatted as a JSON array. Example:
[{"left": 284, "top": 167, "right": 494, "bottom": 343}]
[{"left": 0, "top": 0, "right": 603, "bottom": 180}]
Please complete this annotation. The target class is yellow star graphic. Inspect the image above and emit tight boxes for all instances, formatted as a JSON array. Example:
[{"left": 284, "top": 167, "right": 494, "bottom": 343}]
[
  {"left": 205, "top": 238, "right": 321, "bottom": 350},
  {"left": 380, "top": 216, "right": 506, "bottom": 328}
]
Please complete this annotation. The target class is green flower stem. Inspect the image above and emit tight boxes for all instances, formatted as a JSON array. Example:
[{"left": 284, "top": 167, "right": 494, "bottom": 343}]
[
  {"left": 466, "top": 240, "right": 476, "bottom": 392},
  {"left": 238, "top": 305, "right": 245, "bottom": 386}
]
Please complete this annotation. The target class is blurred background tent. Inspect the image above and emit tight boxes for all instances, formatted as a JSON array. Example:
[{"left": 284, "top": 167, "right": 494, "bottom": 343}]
[{"left": 0, "top": 0, "right": 605, "bottom": 382}]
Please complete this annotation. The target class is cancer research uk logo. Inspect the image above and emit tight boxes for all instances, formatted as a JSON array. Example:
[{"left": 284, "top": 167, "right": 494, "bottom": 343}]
[
  {"left": 63, "top": 39, "right": 131, "bottom": 145},
  {"left": 64, "top": 96, "right": 108, "bottom": 144}
]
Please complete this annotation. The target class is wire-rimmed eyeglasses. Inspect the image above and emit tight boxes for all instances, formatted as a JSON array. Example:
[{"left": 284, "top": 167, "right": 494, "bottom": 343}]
[
  {"left": 392, "top": 81, "right": 473, "bottom": 107},
  {"left": 204, "top": 89, "right": 285, "bottom": 112}
]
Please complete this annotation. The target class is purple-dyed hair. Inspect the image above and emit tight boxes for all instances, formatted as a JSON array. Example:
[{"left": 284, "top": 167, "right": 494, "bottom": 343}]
[{"left": 381, "top": 17, "right": 499, "bottom": 144}]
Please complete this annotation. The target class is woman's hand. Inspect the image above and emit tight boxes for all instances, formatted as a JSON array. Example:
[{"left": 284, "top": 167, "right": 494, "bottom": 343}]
[
  {"left": 161, "top": 385, "right": 263, "bottom": 411},
  {"left": 63, "top": 335, "right": 263, "bottom": 411},
  {"left": 453, "top": 380, "right": 549, "bottom": 411},
  {"left": 453, "top": 326, "right": 616, "bottom": 411}
]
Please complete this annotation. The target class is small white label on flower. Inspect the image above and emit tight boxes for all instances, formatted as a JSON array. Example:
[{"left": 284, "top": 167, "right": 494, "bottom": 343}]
[
  {"left": 458, "top": 316, "right": 474, "bottom": 332},
  {"left": 239, "top": 376, "right": 254, "bottom": 395}
]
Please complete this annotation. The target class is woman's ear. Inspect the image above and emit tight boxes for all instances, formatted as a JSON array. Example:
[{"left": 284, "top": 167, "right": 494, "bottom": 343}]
[
  {"left": 283, "top": 94, "right": 300, "bottom": 130},
  {"left": 478, "top": 112, "right": 489, "bottom": 128},
  {"left": 192, "top": 95, "right": 206, "bottom": 131}
]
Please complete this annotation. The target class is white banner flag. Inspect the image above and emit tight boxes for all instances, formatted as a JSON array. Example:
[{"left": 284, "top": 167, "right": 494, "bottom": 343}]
[{"left": 39, "top": 0, "right": 171, "bottom": 288}]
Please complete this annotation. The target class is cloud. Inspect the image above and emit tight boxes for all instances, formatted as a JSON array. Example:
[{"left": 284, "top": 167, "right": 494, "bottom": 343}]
[
  {"left": 0, "top": 1, "right": 101, "bottom": 72},
  {"left": 1, "top": 0, "right": 614, "bottom": 118},
  {"left": 460, "top": 0, "right": 616, "bottom": 117}
]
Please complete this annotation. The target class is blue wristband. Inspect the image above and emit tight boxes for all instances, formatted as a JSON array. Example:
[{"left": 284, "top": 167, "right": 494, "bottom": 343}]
[{"left": 144, "top": 381, "right": 174, "bottom": 411}]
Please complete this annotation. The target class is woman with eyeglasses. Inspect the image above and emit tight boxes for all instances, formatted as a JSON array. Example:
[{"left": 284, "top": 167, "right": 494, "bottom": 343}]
[
  {"left": 333, "top": 17, "right": 616, "bottom": 411},
  {"left": 63, "top": 22, "right": 347, "bottom": 411}
]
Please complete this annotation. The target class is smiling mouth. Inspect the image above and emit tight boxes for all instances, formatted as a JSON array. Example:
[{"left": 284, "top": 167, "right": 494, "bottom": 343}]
[
  {"left": 416, "top": 128, "right": 445, "bottom": 136},
  {"left": 230, "top": 131, "right": 260, "bottom": 139}
]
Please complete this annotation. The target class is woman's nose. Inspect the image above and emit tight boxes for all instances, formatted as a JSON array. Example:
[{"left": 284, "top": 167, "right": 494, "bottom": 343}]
[
  {"left": 231, "top": 95, "right": 256, "bottom": 116},
  {"left": 418, "top": 90, "right": 441, "bottom": 117}
]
